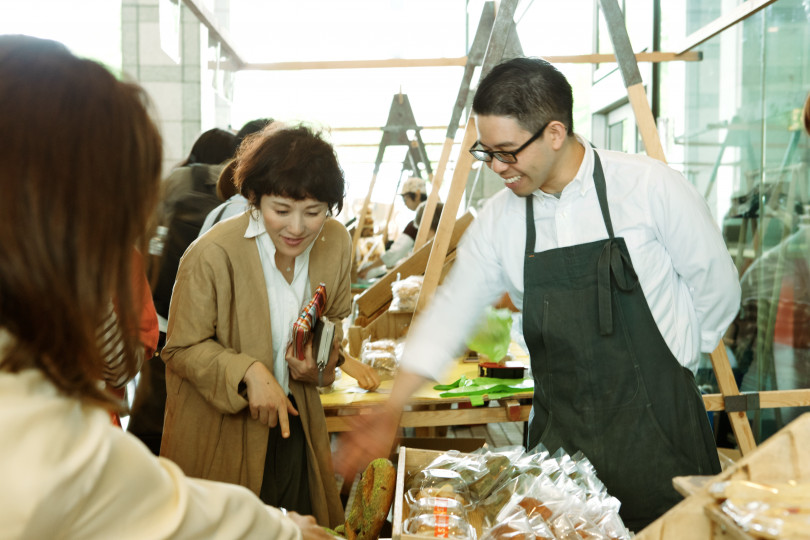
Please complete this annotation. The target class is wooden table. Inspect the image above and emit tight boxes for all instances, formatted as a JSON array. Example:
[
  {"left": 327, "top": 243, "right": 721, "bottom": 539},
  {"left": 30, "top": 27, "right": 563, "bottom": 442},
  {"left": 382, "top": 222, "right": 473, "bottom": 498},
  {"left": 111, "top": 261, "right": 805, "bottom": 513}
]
[{"left": 321, "top": 342, "right": 533, "bottom": 432}]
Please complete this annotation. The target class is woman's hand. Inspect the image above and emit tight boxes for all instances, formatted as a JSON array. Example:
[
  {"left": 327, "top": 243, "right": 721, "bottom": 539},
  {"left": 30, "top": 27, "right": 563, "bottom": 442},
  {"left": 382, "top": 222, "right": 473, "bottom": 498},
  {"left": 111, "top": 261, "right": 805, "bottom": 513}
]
[
  {"left": 341, "top": 354, "right": 381, "bottom": 391},
  {"left": 285, "top": 342, "right": 320, "bottom": 384},
  {"left": 242, "top": 362, "right": 298, "bottom": 437},
  {"left": 286, "top": 512, "right": 334, "bottom": 540}
]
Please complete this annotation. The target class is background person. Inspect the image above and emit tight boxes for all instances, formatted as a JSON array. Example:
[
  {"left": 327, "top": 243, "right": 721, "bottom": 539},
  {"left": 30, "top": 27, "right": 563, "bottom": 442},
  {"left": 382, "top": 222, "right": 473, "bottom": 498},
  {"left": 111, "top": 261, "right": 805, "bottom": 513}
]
[
  {"left": 357, "top": 200, "right": 444, "bottom": 280},
  {"left": 160, "top": 125, "right": 350, "bottom": 527},
  {"left": 336, "top": 57, "right": 741, "bottom": 532},
  {"left": 0, "top": 33, "right": 329, "bottom": 540},
  {"left": 357, "top": 176, "right": 428, "bottom": 278},
  {"left": 199, "top": 118, "right": 277, "bottom": 236}
]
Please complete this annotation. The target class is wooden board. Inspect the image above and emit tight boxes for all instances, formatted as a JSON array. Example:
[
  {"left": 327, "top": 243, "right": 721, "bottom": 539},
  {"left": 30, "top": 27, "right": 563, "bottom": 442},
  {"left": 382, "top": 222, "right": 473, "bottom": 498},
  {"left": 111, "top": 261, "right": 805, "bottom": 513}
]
[
  {"left": 323, "top": 342, "right": 532, "bottom": 433},
  {"left": 635, "top": 412, "right": 810, "bottom": 539},
  {"left": 355, "top": 211, "right": 473, "bottom": 324},
  {"left": 704, "top": 504, "right": 757, "bottom": 540},
  {"left": 347, "top": 310, "right": 415, "bottom": 358}
]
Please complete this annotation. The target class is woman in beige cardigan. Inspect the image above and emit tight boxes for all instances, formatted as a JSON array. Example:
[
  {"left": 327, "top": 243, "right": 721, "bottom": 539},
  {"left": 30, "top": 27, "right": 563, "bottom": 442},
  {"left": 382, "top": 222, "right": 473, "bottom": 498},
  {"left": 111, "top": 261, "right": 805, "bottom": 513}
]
[{"left": 160, "top": 125, "right": 350, "bottom": 527}]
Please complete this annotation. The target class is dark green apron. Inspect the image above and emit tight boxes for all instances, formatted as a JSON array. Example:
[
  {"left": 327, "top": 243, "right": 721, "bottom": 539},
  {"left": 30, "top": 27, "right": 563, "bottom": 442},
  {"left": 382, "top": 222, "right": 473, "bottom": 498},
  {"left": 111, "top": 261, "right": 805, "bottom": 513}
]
[{"left": 522, "top": 151, "right": 720, "bottom": 531}]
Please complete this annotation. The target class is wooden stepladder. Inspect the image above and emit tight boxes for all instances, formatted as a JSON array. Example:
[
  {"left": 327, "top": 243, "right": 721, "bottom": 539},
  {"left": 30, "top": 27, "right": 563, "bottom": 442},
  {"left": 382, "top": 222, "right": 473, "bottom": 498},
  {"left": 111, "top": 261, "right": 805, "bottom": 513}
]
[
  {"left": 351, "top": 93, "right": 431, "bottom": 267},
  {"left": 415, "top": 0, "right": 524, "bottom": 315},
  {"left": 413, "top": 1, "right": 524, "bottom": 252}
]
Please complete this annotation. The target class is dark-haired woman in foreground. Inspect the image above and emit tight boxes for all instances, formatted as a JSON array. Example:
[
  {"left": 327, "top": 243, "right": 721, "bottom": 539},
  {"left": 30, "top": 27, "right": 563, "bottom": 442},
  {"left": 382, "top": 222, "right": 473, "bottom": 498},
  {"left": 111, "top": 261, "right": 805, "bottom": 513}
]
[
  {"left": 160, "top": 125, "right": 350, "bottom": 527},
  {"left": 0, "top": 34, "right": 329, "bottom": 539}
]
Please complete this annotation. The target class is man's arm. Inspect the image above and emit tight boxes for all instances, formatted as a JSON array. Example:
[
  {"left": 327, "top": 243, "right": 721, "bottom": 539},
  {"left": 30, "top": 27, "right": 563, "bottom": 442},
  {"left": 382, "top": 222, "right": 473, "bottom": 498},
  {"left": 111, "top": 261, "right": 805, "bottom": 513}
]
[{"left": 650, "top": 163, "right": 741, "bottom": 353}]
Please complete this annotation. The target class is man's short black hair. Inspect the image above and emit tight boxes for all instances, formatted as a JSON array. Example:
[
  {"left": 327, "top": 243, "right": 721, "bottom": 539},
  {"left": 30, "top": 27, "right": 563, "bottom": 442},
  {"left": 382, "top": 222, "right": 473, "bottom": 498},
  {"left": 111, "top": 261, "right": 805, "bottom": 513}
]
[{"left": 472, "top": 57, "right": 574, "bottom": 135}]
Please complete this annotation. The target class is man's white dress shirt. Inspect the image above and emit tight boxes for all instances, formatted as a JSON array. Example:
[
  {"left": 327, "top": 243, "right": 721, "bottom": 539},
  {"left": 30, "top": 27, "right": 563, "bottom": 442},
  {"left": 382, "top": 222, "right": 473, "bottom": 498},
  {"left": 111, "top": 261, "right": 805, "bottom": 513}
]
[{"left": 402, "top": 136, "right": 741, "bottom": 378}]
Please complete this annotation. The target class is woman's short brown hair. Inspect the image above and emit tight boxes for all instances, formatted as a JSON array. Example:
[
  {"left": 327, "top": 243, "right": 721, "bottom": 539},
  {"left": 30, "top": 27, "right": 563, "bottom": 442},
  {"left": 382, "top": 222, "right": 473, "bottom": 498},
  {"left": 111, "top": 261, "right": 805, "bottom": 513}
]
[
  {"left": 0, "top": 35, "right": 162, "bottom": 405},
  {"left": 234, "top": 125, "right": 345, "bottom": 215}
]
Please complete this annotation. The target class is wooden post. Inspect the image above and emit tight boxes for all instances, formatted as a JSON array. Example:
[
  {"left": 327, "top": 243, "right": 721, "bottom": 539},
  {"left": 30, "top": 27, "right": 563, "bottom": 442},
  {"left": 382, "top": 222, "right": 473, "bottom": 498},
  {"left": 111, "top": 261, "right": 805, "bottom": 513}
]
[
  {"left": 708, "top": 342, "right": 757, "bottom": 455},
  {"left": 351, "top": 172, "right": 378, "bottom": 265},
  {"left": 414, "top": 0, "right": 520, "bottom": 312},
  {"left": 415, "top": 118, "right": 479, "bottom": 313},
  {"left": 413, "top": 138, "right": 453, "bottom": 250},
  {"left": 414, "top": 2, "right": 496, "bottom": 251}
]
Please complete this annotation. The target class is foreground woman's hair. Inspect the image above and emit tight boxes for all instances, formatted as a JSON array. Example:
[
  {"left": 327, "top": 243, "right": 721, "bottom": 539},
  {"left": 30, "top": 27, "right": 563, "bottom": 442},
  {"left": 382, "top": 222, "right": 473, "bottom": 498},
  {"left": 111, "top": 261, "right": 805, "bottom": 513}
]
[{"left": 0, "top": 35, "right": 163, "bottom": 405}]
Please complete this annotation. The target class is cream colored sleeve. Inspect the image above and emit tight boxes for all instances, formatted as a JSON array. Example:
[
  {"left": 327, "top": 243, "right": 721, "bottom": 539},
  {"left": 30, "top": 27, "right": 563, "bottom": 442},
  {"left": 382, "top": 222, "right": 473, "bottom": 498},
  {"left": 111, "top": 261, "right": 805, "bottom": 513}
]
[{"left": 58, "top": 412, "right": 301, "bottom": 539}]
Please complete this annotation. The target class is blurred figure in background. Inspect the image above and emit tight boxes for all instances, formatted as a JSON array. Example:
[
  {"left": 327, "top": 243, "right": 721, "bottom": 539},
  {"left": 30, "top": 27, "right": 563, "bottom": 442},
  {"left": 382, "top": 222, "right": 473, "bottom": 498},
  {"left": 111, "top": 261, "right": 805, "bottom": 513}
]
[{"left": 199, "top": 118, "right": 277, "bottom": 236}]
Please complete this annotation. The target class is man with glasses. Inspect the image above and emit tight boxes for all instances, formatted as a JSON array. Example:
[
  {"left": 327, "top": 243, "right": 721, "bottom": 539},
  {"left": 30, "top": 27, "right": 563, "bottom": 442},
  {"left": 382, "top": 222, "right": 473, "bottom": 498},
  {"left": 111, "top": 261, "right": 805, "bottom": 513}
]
[{"left": 336, "top": 57, "right": 740, "bottom": 532}]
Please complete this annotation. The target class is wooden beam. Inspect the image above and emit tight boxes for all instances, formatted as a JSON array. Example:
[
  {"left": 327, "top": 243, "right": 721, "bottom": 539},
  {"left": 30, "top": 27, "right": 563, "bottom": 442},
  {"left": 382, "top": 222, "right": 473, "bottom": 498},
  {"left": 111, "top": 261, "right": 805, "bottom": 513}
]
[
  {"left": 215, "top": 52, "right": 701, "bottom": 73},
  {"left": 181, "top": 0, "right": 245, "bottom": 68},
  {"left": 326, "top": 403, "right": 532, "bottom": 432},
  {"left": 242, "top": 57, "right": 468, "bottom": 71},
  {"left": 333, "top": 141, "right": 447, "bottom": 148},
  {"left": 543, "top": 51, "right": 701, "bottom": 63},
  {"left": 330, "top": 125, "right": 462, "bottom": 132},
  {"left": 702, "top": 389, "right": 810, "bottom": 412},
  {"left": 676, "top": 0, "right": 779, "bottom": 54},
  {"left": 627, "top": 83, "right": 666, "bottom": 162}
]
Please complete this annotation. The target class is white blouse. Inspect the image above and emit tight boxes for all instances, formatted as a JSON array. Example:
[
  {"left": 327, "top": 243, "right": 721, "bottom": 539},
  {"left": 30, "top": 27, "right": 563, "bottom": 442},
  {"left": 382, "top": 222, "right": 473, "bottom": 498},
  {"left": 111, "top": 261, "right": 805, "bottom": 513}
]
[{"left": 245, "top": 213, "right": 314, "bottom": 395}]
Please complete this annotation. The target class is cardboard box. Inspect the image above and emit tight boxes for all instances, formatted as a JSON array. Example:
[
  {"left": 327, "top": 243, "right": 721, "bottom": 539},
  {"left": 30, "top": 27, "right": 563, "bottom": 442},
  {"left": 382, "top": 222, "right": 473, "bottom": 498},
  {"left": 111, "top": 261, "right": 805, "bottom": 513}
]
[{"left": 636, "top": 412, "right": 810, "bottom": 539}]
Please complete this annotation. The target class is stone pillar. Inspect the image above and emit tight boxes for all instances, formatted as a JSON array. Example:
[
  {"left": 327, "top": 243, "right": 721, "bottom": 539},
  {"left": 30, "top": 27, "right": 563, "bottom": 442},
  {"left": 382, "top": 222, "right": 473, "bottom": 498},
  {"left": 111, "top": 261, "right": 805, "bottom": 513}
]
[{"left": 122, "top": 0, "right": 232, "bottom": 176}]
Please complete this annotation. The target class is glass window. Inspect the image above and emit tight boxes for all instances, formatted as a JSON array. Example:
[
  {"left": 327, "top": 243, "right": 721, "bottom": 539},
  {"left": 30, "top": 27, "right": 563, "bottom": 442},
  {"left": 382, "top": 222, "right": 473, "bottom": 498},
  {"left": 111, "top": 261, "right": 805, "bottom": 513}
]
[{"left": 661, "top": 0, "right": 810, "bottom": 442}]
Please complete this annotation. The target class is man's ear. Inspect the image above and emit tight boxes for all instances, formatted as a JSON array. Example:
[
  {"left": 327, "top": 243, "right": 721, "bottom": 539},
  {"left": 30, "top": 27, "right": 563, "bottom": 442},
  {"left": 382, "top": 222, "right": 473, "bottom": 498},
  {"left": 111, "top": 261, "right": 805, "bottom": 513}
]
[{"left": 547, "top": 121, "right": 569, "bottom": 151}]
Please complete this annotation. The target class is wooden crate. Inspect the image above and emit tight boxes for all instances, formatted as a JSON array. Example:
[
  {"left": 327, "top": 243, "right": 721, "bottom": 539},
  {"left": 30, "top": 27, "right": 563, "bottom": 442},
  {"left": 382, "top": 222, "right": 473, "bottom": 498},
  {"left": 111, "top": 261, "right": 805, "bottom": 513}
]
[
  {"left": 346, "top": 309, "right": 414, "bottom": 358},
  {"left": 393, "top": 447, "right": 484, "bottom": 540},
  {"left": 636, "top": 412, "right": 810, "bottom": 539}
]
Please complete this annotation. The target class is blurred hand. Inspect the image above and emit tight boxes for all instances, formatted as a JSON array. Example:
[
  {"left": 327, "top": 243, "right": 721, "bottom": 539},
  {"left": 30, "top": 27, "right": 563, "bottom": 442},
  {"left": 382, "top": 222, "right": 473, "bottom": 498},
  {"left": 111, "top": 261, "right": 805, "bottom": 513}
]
[
  {"left": 286, "top": 511, "right": 334, "bottom": 540},
  {"left": 242, "top": 362, "right": 298, "bottom": 437},
  {"left": 340, "top": 355, "right": 381, "bottom": 391},
  {"left": 332, "top": 403, "right": 400, "bottom": 481}
]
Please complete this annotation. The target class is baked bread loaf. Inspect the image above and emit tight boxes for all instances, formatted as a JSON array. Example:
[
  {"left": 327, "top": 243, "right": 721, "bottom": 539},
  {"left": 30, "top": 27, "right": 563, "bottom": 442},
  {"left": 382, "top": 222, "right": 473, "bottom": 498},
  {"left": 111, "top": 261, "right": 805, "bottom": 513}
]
[{"left": 345, "top": 458, "right": 396, "bottom": 540}]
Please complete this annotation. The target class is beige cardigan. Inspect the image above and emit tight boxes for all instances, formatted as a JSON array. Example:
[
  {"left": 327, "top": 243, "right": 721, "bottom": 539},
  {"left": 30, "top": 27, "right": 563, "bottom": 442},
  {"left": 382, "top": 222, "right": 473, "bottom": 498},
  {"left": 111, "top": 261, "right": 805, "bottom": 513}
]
[{"left": 160, "top": 213, "right": 350, "bottom": 528}]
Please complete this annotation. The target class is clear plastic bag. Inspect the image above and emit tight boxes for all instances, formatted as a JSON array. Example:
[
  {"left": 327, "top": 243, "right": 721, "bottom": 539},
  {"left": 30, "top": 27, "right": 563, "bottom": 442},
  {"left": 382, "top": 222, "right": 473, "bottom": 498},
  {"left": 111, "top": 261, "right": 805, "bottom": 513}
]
[
  {"left": 466, "top": 306, "right": 514, "bottom": 362},
  {"left": 391, "top": 274, "right": 423, "bottom": 311},
  {"left": 405, "top": 488, "right": 468, "bottom": 520},
  {"left": 403, "top": 513, "right": 477, "bottom": 539},
  {"left": 359, "top": 338, "right": 400, "bottom": 380},
  {"left": 411, "top": 468, "right": 473, "bottom": 508}
]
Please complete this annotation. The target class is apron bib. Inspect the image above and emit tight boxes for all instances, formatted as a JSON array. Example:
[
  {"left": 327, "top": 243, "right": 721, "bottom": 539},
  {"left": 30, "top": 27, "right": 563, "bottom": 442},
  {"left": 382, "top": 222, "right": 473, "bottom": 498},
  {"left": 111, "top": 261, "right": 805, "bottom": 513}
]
[{"left": 521, "top": 151, "right": 720, "bottom": 531}]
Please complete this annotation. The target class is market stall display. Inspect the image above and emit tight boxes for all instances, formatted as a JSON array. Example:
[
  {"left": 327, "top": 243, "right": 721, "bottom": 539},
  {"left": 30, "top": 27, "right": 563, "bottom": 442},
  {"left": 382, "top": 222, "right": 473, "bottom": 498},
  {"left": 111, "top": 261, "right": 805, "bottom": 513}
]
[
  {"left": 321, "top": 342, "right": 532, "bottom": 433},
  {"left": 393, "top": 446, "right": 632, "bottom": 540}
]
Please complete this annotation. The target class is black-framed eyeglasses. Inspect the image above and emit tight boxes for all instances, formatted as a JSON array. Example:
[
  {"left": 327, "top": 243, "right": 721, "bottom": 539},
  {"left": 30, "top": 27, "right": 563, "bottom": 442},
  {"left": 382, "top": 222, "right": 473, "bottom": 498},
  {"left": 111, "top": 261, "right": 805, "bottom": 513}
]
[{"left": 468, "top": 122, "right": 550, "bottom": 163}]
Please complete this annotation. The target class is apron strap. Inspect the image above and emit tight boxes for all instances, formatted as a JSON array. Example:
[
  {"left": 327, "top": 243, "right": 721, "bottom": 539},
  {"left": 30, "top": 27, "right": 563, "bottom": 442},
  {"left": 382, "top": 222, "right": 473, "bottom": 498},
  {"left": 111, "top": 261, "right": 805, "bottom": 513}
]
[
  {"left": 593, "top": 151, "right": 616, "bottom": 239},
  {"left": 525, "top": 195, "right": 536, "bottom": 257},
  {"left": 592, "top": 151, "right": 639, "bottom": 335},
  {"left": 597, "top": 239, "right": 639, "bottom": 335}
]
